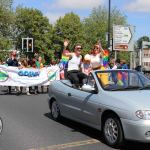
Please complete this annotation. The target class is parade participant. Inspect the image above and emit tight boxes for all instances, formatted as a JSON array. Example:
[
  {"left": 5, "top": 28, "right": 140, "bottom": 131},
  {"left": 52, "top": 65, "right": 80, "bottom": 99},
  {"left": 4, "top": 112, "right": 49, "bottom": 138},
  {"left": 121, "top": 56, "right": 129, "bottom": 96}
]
[
  {"left": 59, "top": 40, "right": 70, "bottom": 79},
  {"left": 90, "top": 42, "right": 104, "bottom": 70},
  {"left": 36, "top": 56, "right": 44, "bottom": 69},
  {"left": 81, "top": 54, "right": 92, "bottom": 75},
  {"left": 30, "top": 58, "right": 39, "bottom": 94},
  {"left": 121, "top": 60, "right": 128, "bottom": 69},
  {"left": 64, "top": 41, "right": 87, "bottom": 88},
  {"left": 111, "top": 58, "right": 122, "bottom": 69},
  {"left": 6, "top": 50, "right": 19, "bottom": 67},
  {"left": 6, "top": 50, "right": 20, "bottom": 94},
  {"left": 0, "top": 59, "right": 2, "bottom": 65},
  {"left": 19, "top": 58, "right": 31, "bottom": 95},
  {"left": 34, "top": 50, "right": 39, "bottom": 60},
  {"left": 36, "top": 56, "right": 44, "bottom": 92}
]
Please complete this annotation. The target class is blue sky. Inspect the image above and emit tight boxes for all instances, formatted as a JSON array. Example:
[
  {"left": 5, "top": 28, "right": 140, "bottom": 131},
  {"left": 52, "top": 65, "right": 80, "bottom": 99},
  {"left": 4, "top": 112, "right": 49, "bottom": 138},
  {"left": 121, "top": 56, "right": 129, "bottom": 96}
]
[{"left": 13, "top": 0, "right": 150, "bottom": 40}]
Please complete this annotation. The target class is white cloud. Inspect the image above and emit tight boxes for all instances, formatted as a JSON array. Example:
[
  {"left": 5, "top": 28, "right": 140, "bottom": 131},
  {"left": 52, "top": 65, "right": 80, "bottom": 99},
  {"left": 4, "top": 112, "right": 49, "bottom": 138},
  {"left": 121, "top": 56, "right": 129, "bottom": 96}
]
[
  {"left": 45, "top": 12, "right": 65, "bottom": 24},
  {"left": 126, "top": 0, "right": 150, "bottom": 12},
  {"left": 50, "top": 0, "right": 103, "bottom": 9},
  {"left": 44, "top": 0, "right": 104, "bottom": 24}
]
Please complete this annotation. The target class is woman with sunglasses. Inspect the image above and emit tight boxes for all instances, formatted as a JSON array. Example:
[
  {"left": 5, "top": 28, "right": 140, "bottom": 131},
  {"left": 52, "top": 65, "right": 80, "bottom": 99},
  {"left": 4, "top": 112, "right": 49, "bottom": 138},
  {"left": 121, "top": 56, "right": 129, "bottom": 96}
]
[
  {"left": 90, "top": 43, "right": 105, "bottom": 70},
  {"left": 64, "top": 40, "right": 87, "bottom": 88}
]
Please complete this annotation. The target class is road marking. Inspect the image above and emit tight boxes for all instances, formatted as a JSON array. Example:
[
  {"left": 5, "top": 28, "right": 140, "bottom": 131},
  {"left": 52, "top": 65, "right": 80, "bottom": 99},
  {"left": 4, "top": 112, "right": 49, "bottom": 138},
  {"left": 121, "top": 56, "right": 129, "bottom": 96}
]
[{"left": 29, "top": 139, "right": 100, "bottom": 150}]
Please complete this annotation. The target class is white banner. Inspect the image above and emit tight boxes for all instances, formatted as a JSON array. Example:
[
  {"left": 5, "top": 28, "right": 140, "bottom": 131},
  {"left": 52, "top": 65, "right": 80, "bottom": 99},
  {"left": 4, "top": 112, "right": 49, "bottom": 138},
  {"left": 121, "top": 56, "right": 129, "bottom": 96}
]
[{"left": 0, "top": 65, "right": 60, "bottom": 87}]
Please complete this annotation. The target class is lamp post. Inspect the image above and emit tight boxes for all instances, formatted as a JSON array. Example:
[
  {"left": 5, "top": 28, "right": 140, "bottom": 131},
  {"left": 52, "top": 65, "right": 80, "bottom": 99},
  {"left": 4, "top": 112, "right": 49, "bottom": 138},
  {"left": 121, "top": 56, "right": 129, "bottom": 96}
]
[
  {"left": 107, "top": 0, "right": 111, "bottom": 50},
  {"left": 55, "top": 28, "right": 64, "bottom": 59}
]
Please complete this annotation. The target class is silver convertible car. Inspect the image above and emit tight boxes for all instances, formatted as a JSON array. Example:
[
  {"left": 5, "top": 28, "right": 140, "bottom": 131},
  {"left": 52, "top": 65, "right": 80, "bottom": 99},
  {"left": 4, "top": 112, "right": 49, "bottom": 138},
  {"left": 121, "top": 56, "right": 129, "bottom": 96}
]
[{"left": 48, "top": 69, "right": 150, "bottom": 148}]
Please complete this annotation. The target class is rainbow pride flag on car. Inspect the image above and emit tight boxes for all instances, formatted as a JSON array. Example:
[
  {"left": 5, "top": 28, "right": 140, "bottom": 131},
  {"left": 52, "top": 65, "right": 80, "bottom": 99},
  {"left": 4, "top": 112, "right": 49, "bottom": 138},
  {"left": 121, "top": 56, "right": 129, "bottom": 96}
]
[{"left": 103, "top": 50, "right": 109, "bottom": 67}]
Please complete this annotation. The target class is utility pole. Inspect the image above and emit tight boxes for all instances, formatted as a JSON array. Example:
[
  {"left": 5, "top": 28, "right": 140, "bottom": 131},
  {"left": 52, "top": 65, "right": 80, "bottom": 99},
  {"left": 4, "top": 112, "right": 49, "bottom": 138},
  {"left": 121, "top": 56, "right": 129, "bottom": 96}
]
[{"left": 107, "top": 0, "right": 111, "bottom": 51}]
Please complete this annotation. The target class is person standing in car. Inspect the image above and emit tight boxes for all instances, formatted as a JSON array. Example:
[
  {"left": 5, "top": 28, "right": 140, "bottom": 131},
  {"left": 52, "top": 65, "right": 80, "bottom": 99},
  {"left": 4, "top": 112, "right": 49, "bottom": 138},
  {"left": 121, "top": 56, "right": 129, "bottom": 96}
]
[{"left": 64, "top": 40, "right": 87, "bottom": 88}]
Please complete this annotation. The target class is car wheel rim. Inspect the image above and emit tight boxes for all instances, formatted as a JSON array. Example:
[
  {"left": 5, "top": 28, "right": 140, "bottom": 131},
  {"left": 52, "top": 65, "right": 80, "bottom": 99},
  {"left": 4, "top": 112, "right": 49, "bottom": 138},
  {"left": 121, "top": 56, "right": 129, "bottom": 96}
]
[
  {"left": 51, "top": 102, "right": 59, "bottom": 119},
  {"left": 104, "top": 118, "right": 118, "bottom": 144},
  {"left": 0, "top": 118, "right": 3, "bottom": 133}
]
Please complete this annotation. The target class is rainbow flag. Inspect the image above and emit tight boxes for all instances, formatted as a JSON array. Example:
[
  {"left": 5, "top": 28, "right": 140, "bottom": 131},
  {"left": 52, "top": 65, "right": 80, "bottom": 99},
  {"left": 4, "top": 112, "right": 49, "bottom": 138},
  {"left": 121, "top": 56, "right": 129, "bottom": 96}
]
[
  {"left": 61, "top": 55, "right": 69, "bottom": 65},
  {"left": 60, "top": 54, "right": 70, "bottom": 68},
  {"left": 103, "top": 50, "right": 109, "bottom": 67}
]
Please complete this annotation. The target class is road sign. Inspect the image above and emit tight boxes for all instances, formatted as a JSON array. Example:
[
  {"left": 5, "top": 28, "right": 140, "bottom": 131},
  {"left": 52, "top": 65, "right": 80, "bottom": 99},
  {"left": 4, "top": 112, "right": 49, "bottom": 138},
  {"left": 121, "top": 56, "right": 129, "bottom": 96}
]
[
  {"left": 113, "top": 25, "right": 134, "bottom": 51},
  {"left": 142, "top": 41, "right": 150, "bottom": 49},
  {"left": 142, "top": 41, "right": 150, "bottom": 46}
]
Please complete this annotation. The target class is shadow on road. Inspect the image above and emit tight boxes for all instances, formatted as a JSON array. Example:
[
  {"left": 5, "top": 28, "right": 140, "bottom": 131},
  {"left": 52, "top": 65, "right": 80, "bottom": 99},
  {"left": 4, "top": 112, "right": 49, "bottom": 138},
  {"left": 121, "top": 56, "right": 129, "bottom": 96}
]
[
  {"left": 44, "top": 113, "right": 150, "bottom": 150},
  {"left": 44, "top": 113, "right": 104, "bottom": 141}
]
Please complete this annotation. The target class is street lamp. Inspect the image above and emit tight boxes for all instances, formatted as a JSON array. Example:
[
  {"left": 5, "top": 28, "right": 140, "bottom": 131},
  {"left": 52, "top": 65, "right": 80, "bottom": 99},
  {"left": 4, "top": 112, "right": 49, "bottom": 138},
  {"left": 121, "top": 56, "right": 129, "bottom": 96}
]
[{"left": 107, "top": 0, "right": 111, "bottom": 50}]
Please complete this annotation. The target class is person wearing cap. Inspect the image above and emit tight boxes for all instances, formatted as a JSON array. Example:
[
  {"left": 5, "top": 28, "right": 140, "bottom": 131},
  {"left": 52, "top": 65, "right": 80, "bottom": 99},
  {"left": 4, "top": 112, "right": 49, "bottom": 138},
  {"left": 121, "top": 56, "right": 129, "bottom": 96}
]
[{"left": 64, "top": 40, "right": 87, "bottom": 88}]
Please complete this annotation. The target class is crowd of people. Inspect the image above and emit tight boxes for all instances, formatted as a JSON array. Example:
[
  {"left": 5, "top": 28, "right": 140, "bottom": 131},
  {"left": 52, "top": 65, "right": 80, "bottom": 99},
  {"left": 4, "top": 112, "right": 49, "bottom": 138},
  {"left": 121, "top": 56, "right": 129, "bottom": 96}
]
[
  {"left": 0, "top": 50, "right": 47, "bottom": 95},
  {"left": 0, "top": 40, "right": 129, "bottom": 95}
]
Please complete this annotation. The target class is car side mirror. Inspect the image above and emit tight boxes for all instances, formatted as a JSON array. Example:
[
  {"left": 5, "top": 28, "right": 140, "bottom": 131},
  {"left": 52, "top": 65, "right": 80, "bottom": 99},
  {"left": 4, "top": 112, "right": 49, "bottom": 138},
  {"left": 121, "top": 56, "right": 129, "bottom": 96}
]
[{"left": 81, "top": 84, "right": 97, "bottom": 94}]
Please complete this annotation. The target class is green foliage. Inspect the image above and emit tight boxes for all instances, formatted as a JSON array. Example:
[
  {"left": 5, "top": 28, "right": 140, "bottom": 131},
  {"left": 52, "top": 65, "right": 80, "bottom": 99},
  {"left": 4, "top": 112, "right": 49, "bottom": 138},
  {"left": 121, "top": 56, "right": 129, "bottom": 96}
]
[
  {"left": 0, "top": 0, "right": 14, "bottom": 50},
  {"left": 117, "top": 51, "right": 130, "bottom": 64},
  {"left": 0, "top": 38, "right": 13, "bottom": 50},
  {"left": 0, "top": 0, "right": 13, "bottom": 9},
  {"left": 83, "top": 6, "right": 127, "bottom": 50},
  {"left": 15, "top": 7, "right": 53, "bottom": 54},
  {"left": 53, "top": 12, "right": 85, "bottom": 52},
  {"left": 0, "top": 50, "right": 9, "bottom": 62}
]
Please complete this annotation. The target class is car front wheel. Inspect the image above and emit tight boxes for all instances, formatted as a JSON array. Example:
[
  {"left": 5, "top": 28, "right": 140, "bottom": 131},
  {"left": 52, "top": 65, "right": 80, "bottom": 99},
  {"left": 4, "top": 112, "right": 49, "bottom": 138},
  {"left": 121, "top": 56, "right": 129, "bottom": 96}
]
[
  {"left": 103, "top": 115, "right": 124, "bottom": 148},
  {"left": 51, "top": 100, "right": 61, "bottom": 121}
]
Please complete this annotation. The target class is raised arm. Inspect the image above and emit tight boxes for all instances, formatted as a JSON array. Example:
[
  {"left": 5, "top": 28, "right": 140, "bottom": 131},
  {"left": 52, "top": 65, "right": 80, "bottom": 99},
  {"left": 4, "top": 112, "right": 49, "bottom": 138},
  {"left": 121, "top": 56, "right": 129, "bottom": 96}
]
[
  {"left": 63, "top": 39, "right": 74, "bottom": 57},
  {"left": 63, "top": 39, "right": 69, "bottom": 50}
]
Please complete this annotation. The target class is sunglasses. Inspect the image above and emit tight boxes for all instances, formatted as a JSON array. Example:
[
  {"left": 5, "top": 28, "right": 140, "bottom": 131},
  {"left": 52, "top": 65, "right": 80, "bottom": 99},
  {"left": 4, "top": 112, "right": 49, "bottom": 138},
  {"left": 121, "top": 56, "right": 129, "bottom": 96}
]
[
  {"left": 76, "top": 47, "right": 82, "bottom": 50},
  {"left": 94, "top": 48, "right": 100, "bottom": 51}
]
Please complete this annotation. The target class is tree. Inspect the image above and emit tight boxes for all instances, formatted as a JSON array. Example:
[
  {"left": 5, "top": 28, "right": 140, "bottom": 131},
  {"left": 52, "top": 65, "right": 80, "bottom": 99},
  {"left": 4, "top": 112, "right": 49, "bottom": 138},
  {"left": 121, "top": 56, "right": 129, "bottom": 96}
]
[
  {"left": 136, "top": 36, "right": 150, "bottom": 49},
  {"left": 15, "top": 7, "right": 53, "bottom": 56},
  {"left": 0, "top": 0, "right": 13, "bottom": 9},
  {"left": 83, "top": 6, "right": 127, "bottom": 50},
  {"left": 0, "top": 0, "right": 14, "bottom": 50},
  {"left": 117, "top": 51, "right": 130, "bottom": 64},
  {"left": 53, "top": 12, "right": 85, "bottom": 54}
]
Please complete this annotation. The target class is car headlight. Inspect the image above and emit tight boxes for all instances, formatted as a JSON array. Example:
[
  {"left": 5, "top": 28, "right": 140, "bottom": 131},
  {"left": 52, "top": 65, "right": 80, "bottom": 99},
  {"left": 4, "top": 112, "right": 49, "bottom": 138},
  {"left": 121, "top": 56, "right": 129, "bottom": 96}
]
[{"left": 136, "top": 110, "right": 150, "bottom": 120}]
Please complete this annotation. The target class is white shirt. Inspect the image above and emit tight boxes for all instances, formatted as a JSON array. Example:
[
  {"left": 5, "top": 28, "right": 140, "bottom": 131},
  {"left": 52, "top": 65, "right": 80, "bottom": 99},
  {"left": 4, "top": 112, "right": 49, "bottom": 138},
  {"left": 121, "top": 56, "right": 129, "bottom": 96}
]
[
  {"left": 90, "top": 54, "right": 102, "bottom": 69},
  {"left": 67, "top": 54, "right": 82, "bottom": 71}
]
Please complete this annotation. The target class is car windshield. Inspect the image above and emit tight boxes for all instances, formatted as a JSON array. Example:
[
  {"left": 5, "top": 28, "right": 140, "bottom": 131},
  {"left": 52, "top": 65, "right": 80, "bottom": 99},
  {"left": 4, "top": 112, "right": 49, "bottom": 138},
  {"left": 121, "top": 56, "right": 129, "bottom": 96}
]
[{"left": 96, "top": 70, "right": 150, "bottom": 91}]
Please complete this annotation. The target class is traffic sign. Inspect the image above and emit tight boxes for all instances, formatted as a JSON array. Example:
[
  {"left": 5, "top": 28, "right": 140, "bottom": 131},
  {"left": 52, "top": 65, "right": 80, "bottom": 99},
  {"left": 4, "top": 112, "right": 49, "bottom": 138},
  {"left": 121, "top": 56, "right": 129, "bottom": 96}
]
[
  {"left": 142, "top": 41, "right": 150, "bottom": 49},
  {"left": 142, "top": 41, "right": 150, "bottom": 46},
  {"left": 113, "top": 25, "right": 134, "bottom": 51}
]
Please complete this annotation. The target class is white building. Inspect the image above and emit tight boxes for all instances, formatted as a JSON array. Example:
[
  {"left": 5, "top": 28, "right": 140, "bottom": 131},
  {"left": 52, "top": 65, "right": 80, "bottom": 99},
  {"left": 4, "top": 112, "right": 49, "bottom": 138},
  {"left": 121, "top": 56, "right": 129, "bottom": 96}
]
[{"left": 142, "top": 48, "right": 150, "bottom": 71}]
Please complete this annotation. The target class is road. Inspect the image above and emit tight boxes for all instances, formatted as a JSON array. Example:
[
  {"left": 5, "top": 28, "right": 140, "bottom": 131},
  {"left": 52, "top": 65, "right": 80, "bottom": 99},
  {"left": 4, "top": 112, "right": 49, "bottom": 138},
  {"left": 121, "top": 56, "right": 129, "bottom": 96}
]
[{"left": 0, "top": 87, "right": 150, "bottom": 150}]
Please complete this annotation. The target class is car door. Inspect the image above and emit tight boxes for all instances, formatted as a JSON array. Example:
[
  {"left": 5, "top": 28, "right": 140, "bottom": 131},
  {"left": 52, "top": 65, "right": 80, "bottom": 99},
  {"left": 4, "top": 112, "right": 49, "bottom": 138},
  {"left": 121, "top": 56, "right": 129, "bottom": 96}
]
[
  {"left": 59, "top": 85, "right": 87, "bottom": 120},
  {"left": 78, "top": 75, "right": 100, "bottom": 125},
  {"left": 54, "top": 81, "right": 84, "bottom": 119},
  {"left": 62, "top": 74, "right": 100, "bottom": 125}
]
